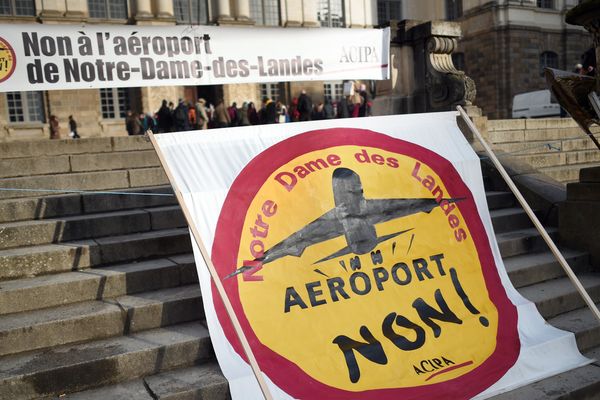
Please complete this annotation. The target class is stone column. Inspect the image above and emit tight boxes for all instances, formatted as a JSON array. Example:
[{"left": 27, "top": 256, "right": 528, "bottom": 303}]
[
  {"left": 283, "top": 0, "right": 302, "bottom": 26},
  {"left": 348, "top": 0, "right": 365, "bottom": 28},
  {"left": 364, "top": 0, "right": 375, "bottom": 28},
  {"left": 560, "top": 166, "right": 600, "bottom": 269},
  {"left": 65, "top": 0, "right": 86, "bottom": 20},
  {"left": 303, "top": 0, "right": 319, "bottom": 27},
  {"left": 156, "top": 0, "right": 176, "bottom": 22},
  {"left": 39, "top": 0, "right": 65, "bottom": 21},
  {"left": 395, "top": 20, "right": 476, "bottom": 113},
  {"left": 236, "top": 0, "right": 250, "bottom": 20},
  {"left": 217, "top": 0, "right": 234, "bottom": 22},
  {"left": 135, "top": 0, "right": 153, "bottom": 22}
]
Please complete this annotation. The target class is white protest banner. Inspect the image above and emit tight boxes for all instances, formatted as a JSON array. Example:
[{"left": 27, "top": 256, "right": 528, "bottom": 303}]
[
  {"left": 0, "top": 24, "right": 389, "bottom": 92},
  {"left": 151, "top": 113, "right": 590, "bottom": 399}
]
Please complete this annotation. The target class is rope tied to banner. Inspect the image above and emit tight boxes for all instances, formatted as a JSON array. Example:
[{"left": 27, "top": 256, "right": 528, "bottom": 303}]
[{"left": 0, "top": 187, "right": 174, "bottom": 196}]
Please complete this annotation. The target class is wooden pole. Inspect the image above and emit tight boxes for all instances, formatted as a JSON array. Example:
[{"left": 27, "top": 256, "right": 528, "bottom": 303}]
[
  {"left": 457, "top": 106, "right": 600, "bottom": 324},
  {"left": 147, "top": 131, "right": 274, "bottom": 400}
]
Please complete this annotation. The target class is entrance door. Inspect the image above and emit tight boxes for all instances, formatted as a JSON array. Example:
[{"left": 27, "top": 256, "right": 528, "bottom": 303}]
[{"left": 196, "top": 85, "right": 224, "bottom": 108}]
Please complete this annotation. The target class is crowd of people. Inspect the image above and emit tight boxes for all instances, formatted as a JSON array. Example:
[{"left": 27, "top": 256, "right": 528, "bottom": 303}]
[{"left": 125, "top": 85, "right": 373, "bottom": 135}]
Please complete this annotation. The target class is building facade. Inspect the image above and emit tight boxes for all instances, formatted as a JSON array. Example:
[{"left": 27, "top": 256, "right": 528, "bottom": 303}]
[
  {"left": 0, "top": 0, "right": 379, "bottom": 140},
  {"left": 456, "top": 0, "right": 592, "bottom": 119}
]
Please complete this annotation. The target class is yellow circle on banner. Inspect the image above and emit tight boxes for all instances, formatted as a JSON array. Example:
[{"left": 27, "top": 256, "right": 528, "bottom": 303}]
[{"left": 235, "top": 145, "right": 498, "bottom": 391}]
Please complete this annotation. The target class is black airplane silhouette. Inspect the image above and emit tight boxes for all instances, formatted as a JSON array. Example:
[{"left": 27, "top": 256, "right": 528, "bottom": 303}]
[{"left": 225, "top": 167, "right": 461, "bottom": 279}]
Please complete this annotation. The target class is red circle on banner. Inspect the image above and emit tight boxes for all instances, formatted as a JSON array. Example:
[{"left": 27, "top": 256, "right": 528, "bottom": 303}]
[
  {"left": 0, "top": 36, "right": 17, "bottom": 83},
  {"left": 211, "top": 128, "right": 519, "bottom": 399}
]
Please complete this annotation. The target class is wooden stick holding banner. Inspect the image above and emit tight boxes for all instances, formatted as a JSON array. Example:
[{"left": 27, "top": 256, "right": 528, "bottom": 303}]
[
  {"left": 457, "top": 105, "right": 600, "bottom": 324},
  {"left": 147, "top": 131, "right": 274, "bottom": 400}
]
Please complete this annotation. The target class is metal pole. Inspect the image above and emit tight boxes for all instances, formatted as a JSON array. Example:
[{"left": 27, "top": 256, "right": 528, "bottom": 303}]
[
  {"left": 148, "top": 131, "right": 274, "bottom": 400},
  {"left": 457, "top": 105, "right": 600, "bottom": 324}
]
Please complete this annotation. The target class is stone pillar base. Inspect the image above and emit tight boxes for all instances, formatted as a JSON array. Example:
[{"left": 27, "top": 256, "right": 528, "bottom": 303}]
[
  {"left": 560, "top": 166, "right": 600, "bottom": 269},
  {"left": 302, "top": 21, "right": 320, "bottom": 28}
]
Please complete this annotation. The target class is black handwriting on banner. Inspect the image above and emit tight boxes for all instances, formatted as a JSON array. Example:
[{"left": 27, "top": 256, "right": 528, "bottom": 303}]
[{"left": 328, "top": 264, "right": 488, "bottom": 384}]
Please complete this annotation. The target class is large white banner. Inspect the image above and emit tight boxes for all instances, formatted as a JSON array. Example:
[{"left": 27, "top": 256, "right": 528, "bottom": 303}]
[
  {"left": 152, "top": 114, "right": 590, "bottom": 399},
  {"left": 0, "top": 24, "right": 389, "bottom": 92}
]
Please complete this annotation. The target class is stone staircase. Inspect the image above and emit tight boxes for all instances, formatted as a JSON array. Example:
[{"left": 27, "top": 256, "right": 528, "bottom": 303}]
[
  {"left": 0, "top": 137, "right": 598, "bottom": 399},
  {"left": 486, "top": 118, "right": 600, "bottom": 183}
]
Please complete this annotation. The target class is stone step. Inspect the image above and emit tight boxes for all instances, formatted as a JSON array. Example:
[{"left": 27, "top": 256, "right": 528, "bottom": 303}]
[
  {"left": 485, "top": 191, "right": 515, "bottom": 210},
  {"left": 69, "top": 150, "right": 160, "bottom": 173},
  {"left": 0, "top": 185, "right": 176, "bottom": 224},
  {"left": 518, "top": 274, "right": 600, "bottom": 320},
  {"left": 492, "top": 137, "right": 597, "bottom": 155},
  {"left": 0, "top": 205, "right": 185, "bottom": 250},
  {"left": 496, "top": 227, "right": 557, "bottom": 259},
  {"left": 0, "top": 136, "right": 153, "bottom": 160},
  {"left": 0, "top": 167, "right": 169, "bottom": 200},
  {"left": 489, "top": 207, "right": 533, "bottom": 234},
  {"left": 549, "top": 302, "right": 600, "bottom": 353},
  {"left": 504, "top": 249, "right": 589, "bottom": 288},
  {"left": 0, "top": 321, "right": 212, "bottom": 400},
  {"left": 0, "top": 254, "right": 197, "bottom": 316},
  {"left": 62, "top": 362, "right": 228, "bottom": 400},
  {"left": 0, "top": 284, "right": 202, "bottom": 357},
  {"left": 541, "top": 162, "right": 600, "bottom": 183},
  {"left": 0, "top": 137, "right": 113, "bottom": 159},
  {"left": 514, "top": 150, "right": 600, "bottom": 170},
  {"left": 0, "top": 228, "right": 191, "bottom": 281},
  {"left": 0, "top": 150, "right": 160, "bottom": 179},
  {"left": 0, "top": 170, "right": 131, "bottom": 200},
  {"left": 488, "top": 351, "right": 600, "bottom": 400},
  {"left": 487, "top": 125, "right": 582, "bottom": 145}
]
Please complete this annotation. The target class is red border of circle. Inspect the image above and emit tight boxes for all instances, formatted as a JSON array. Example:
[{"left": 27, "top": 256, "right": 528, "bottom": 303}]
[
  {"left": 0, "top": 36, "right": 16, "bottom": 83},
  {"left": 211, "top": 128, "right": 519, "bottom": 399}
]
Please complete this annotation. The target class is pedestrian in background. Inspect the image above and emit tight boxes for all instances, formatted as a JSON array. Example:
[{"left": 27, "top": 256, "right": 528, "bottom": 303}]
[
  {"left": 156, "top": 100, "right": 172, "bottom": 133},
  {"left": 195, "top": 98, "right": 208, "bottom": 130},
  {"left": 173, "top": 99, "right": 191, "bottom": 131},
  {"left": 49, "top": 115, "right": 60, "bottom": 139},
  {"left": 68, "top": 115, "right": 80, "bottom": 139},
  {"left": 214, "top": 99, "right": 230, "bottom": 128},
  {"left": 298, "top": 90, "right": 312, "bottom": 121},
  {"left": 125, "top": 110, "right": 141, "bottom": 135}
]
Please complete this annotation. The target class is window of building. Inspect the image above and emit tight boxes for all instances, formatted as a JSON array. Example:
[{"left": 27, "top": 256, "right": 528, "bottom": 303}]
[
  {"left": 260, "top": 83, "right": 279, "bottom": 102},
  {"left": 250, "top": 0, "right": 280, "bottom": 26},
  {"left": 323, "top": 81, "right": 344, "bottom": 102},
  {"left": 6, "top": 91, "right": 44, "bottom": 123},
  {"left": 88, "top": 0, "right": 127, "bottom": 19},
  {"left": 537, "top": 0, "right": 554, "bottom": 9},
  {"left": 174, "top": 0, "right": 208, "bottom": 24},
  {"left": 452, "top": 52, "right": 465, "bottom": 71},
  {"left": 540, "top": 51, "right": 558, "bottom": 76},
  {"left": 445, "top": 0, "right": 462, "bottom": 21},
  {"left": 377, "top": 0, "right": 402, "bottom": 25},
  {"left": 318, "top": 0, "right": 345, "bottom": 28},
  {"left": 100, "top": 87, "right": 130, "bottom": 119},
  {"left": 0, "top": 0, "right": 35, "bottom": 16}
]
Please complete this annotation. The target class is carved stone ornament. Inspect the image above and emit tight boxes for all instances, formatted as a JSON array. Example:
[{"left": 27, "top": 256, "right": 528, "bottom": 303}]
[{"left": 425, "top": 36, "right": 476, "bottom": 110}]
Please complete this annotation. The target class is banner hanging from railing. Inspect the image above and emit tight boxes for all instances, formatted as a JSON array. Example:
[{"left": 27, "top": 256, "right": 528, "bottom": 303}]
[
  {"left": 0, "top": 24, "right": 389, "bottom": 92},
  {"left": 151, "top": 113, "right": 590, "bottom": 399}
]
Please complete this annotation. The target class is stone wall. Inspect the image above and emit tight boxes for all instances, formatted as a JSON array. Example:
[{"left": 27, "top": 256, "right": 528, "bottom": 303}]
[
  {"left": 458, "top": 25, "right": 591, "bottom": 119},
  {"left": 484, "top": 117, "right": 600, "bottom": 182}
]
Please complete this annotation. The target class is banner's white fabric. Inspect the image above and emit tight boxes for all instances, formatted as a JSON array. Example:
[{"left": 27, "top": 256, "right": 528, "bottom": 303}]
[
  {"left": 153, "top": 113, "right": 590, "bottom": 399},
  {"left": 0, "top": 24, "right": 389, "bottom": 92}
]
